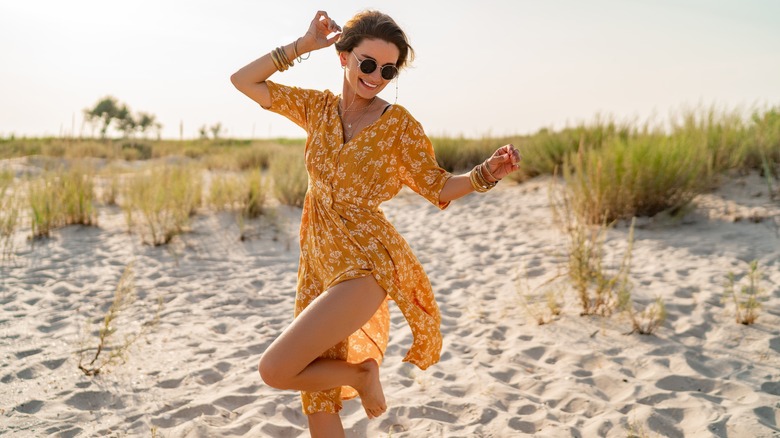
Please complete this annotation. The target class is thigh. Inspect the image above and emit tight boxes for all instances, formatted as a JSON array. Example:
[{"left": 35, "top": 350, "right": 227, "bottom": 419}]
[{"left": 263, "top": 275, "right": 387, "bottom": 374}]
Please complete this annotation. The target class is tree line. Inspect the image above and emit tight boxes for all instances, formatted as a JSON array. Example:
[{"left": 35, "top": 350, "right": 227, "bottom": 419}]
[
  {"left": 84, "top": 97, "right": 225, "bottom": 141},
  {"left": 84, "top": 96, "right": 161, "bottom": 140}
]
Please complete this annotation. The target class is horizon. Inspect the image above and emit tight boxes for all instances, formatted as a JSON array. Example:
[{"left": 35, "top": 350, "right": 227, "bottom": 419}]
[{"left": 2, "top": 0, "right": 779, "bottom": 140}]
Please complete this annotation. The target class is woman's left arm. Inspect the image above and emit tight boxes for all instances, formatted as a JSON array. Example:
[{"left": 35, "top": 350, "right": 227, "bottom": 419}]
[{"left": 439, "top": 144, "right": 522, "bottom": 204}]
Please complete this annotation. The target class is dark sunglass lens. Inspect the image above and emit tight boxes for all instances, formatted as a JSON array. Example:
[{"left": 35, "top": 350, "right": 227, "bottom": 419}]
[
  {"left": 360, "top": 59, "right": 377, "bottom": 74},
  {"left": 381, "top": 66, "right": 398, "bottom": 80}
]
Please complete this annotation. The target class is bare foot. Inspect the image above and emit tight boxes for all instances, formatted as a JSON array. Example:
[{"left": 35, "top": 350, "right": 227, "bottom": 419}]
[{"left": 354, "top": 359, "right": 387, "bottom": 419}]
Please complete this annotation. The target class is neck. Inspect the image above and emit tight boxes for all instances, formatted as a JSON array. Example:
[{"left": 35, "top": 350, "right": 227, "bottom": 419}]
[{"left": 340, "top": 87, "right": 375, "bottom": 111}]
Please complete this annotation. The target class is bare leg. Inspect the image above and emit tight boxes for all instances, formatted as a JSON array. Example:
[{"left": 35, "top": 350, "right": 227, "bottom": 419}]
[
  {"left": 308, "top": 412, "right": 344, "bottom": 438},
  {"left": 259, "top": 275, "right": 389, "bottom": 423}
]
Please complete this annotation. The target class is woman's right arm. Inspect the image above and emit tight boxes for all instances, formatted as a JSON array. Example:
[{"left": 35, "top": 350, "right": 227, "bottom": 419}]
[{"left": 230, "top": 10, "right": 342, "bottom": 109}]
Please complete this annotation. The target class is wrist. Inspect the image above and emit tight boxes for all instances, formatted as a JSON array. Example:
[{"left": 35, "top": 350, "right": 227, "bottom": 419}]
[
  {"left": 482, "top": 161, "right": 499, "bottom": 183},
  {"left": 297, "top": 35, "right": 317, "bottom": 55}
]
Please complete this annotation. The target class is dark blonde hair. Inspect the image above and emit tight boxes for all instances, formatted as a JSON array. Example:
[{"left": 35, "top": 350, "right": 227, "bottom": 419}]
[{"left": 334, "top": 10, "right": 414, "bottom": 69}]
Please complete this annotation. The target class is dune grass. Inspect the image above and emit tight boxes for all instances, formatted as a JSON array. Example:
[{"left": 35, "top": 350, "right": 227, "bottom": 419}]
[
  {"left": 3, "top": 104, "right": 778, "bottom": 235},
  {"left": 27, "top": 164, "right": 98, "bottom": 239},
  {"left": 430, "top": 136, "right": 500, "bottom": 172},
  {"left": 122, "top": 164, "right": 202, "bottom": 246},
  {"left": 616, "top": 219, "right": 666, "bottom": 335},
  {"left": 562, "top": 134, "right": 710, "bottom": 224},
  {"left": 209, "top": 169, "right": 268, "bottom": 239},
  {"left": 550, "top": 178, "right": 621, "bottom": 316},
  {"left": 0, "top": 170, "right": 20, "bottom": 260},
  {"left": 78, "top": 262, "right": 163, "bottom": 376},
  {"left": 724, "top": 260, "right": 766, "bottom": 325},
  {"left": 270, "top": 149, "right": 308, "bottom": 208}
]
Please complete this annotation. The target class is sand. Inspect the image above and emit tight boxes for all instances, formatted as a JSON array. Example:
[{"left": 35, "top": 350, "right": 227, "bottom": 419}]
[{"left": 1, "top": 166, "right": 779, "bottom": 437}]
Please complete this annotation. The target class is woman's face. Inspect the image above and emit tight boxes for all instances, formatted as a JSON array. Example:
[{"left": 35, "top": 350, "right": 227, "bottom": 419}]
[{"left": 341, "top": 38, "right": 400, "bottom": 100}]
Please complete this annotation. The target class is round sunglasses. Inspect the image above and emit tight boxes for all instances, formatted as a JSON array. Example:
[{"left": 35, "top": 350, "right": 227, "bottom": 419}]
[{"left": 352, "top": 52, "right": 399, "bottom": 81}]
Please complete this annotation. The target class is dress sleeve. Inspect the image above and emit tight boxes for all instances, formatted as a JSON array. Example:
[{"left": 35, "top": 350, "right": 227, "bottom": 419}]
[
  {"left": 264, "top": 80, "right": 325, "bottom": 133},
  {"left": 397, "top": 116, "right": 453, "bottom": 210}
]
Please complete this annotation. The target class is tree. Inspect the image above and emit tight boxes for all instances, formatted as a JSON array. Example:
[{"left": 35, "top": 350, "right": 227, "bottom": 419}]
[
  {"left": 210, "top": 123, "right": 223, "bottom": 140},
  {"left": 84, "top": 97, "right": 121, "bottom": 139},
  {"left": 84, "top": 97, "right": 162, "bottom": 140},
  {"left": 115, "top": 104, "right": 137, "bottom": 139}
]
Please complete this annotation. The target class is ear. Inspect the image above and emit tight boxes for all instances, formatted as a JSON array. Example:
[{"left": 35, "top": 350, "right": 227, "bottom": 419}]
[{"left": 338, "top": 51, "right": 348, "bottom": 67}]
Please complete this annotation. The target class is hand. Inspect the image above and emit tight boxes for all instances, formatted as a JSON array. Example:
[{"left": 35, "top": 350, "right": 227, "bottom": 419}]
[
  {"left": 484, "top": 144, "right": 521, "bottom": 181},
  {"left": 300, "top": 11, "right": 342, "bottom": 52}
]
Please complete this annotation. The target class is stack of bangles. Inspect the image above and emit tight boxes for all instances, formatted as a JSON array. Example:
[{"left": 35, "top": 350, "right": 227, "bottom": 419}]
[
  {"left": 270, "top": 39, "right": 308, "bottom": 72},
  {"left": 469, "top": 162, "right": 499, "bottom": 193}
]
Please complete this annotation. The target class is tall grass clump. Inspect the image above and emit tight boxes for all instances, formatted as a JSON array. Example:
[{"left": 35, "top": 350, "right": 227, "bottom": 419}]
[
  {"left": 28, "top": 165, "right": 98, "bottom": 238},
  {"left": 513, "top": 117, "right": 633, "bottom": 181},
  {"left": 270, "top": 151, "right": 308, "bottom": 208},
  {"left": 203, "top": 142, "right": 281, "bottom": 171},
  {"left": 563, "top": 134, "right": 710, "bottom": 224},
  {"left": 0, "top": 170, "right": 20, "bottom": 260},
  {"left": 670, "top": 106, "right": 749, "bottom": 178},
  {"left": 748, "top": 108, "right": 780, "bottom": 197},
  {"left": 209, "top": 169, "right": 268, "bottom": 239},
  {"left": 723, "top": 260, "right": 766, "bottom": 325},
  {"left": 430, "top": 136, "right": 499, "bottom": 172},
  {"left": 59, "top": 164, "right": 98, "bottom": 226},
  {"left": 550, "top": 178, "right": 630, "bottom": 316},
  {"left": 122, "top": 164, "right": 202, "bottom": 245}
]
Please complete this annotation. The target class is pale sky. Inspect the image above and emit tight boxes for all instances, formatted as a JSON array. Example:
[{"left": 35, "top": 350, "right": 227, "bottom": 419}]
[{"left": 1, "top": 0, "right": 779, "bottom": 140}]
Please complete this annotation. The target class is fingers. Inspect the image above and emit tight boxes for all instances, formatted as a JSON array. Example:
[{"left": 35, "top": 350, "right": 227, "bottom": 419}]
[
  {"left": 316, "top": 10, "right": 341, "bottom": 33},
  {"left": 487, "top": 144, "right": 522, "bottom": 177}
]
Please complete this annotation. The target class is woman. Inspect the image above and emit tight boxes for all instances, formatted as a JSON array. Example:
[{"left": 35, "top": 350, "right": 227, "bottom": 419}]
[{"left": 231, "top": 10, "right": 521, "bottom": 437}]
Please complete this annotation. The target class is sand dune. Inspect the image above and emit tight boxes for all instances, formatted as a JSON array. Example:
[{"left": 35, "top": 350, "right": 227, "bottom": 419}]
[{"left": 2, "top": 168, "right": 779, "bottom": 437}]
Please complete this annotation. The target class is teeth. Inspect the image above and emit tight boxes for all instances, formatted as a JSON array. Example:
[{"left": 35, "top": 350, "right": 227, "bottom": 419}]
[{"left": 361, "top": 79, "right": 377, "bottom": 89}]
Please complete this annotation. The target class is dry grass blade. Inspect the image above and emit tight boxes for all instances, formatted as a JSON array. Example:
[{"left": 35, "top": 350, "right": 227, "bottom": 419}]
[
  {"left": 78, "top": 262, "right": 163, "bottom": 376},
  {"left": 79, "top": 263, "right": 136, "bottom": 376}
]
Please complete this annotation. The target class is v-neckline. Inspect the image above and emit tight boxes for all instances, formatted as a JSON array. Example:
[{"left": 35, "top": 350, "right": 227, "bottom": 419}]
[{"left": 339, "top": 102, "right": 394, "bottom": 145}]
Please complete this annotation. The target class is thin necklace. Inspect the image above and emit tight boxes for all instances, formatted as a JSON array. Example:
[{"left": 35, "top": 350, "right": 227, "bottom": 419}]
[{"left": 340, "top": 96, "right": 376, "bottom": 139}]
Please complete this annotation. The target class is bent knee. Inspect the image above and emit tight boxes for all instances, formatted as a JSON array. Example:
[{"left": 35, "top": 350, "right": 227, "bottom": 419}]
[{"left": 258, "top": 354, "right": 294, "bottom": 389}]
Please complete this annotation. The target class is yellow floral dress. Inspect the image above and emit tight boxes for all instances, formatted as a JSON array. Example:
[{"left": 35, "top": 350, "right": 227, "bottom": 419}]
[{"left": 265, "top": 81, "right": 452, "bottom": 414}]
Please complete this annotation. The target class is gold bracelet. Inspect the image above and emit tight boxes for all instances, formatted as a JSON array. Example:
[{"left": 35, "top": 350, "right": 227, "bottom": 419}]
[
  {"left": 270, "top": 49, "right": 284, "bottom": 71},
  {"left": 292, "top": 39, "right": 300, "bottom": 60},
  {"left": 277, "top": 46, "right": 293, "bottom": 68},
  {"left": 482, "top": 160, "right": 499, "bottom": 182},
  {"left": 469, "top": 165, "right": 491, "bottom": 193},
  {"left": 474, "top": 163, "right": 497, "bottom": 192}
]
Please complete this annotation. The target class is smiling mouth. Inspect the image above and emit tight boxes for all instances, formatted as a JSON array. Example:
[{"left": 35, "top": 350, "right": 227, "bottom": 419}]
[{"left": 360, "top": 78, "right": 378, "bottom": 89}]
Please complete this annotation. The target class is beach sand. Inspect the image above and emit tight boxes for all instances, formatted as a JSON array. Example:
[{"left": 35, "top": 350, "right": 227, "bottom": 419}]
[{"left": 2, "top": 167, "right": 779, "bottom": 437}]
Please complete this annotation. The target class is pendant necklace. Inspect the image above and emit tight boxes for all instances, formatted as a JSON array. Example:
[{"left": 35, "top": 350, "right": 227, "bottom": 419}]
[{"left": 340, "top": 95, "right": 376, "bottom": 139}]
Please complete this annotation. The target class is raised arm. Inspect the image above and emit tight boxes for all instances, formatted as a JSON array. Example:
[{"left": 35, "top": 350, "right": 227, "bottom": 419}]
[{"left": 230, "top": 10, "right": 342, "bottom": 108}]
